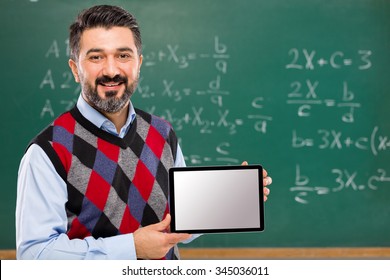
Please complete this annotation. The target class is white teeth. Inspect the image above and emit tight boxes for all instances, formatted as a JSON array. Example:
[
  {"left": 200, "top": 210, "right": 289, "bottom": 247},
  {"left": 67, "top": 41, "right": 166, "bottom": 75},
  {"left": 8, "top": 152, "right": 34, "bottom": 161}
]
[{"left": 102, "top": 83, "right": 120, "bottom": 87}]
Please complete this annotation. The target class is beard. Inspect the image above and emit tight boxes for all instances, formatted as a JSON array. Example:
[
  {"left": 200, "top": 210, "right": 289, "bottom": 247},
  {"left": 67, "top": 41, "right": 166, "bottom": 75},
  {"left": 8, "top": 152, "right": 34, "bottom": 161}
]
[{"left": 82, "top": 74, "right": 138, "bottom": 113}]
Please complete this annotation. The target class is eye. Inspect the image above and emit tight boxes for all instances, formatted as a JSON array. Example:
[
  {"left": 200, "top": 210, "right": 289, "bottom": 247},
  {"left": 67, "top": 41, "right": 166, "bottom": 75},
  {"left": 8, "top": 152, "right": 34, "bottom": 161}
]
[
  {"left": 88, "top": 55, "right": 103, "bottom": 62},
  {"left": 118, "top": 53, "right": 131, "bottom": 61}
]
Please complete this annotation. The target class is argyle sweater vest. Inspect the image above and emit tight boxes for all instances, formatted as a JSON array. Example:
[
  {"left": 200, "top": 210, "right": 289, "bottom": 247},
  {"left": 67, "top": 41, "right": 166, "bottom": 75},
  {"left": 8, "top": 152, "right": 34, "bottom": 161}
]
[{"left": 31, "top": 106, "right": 179, "bottom": 260}]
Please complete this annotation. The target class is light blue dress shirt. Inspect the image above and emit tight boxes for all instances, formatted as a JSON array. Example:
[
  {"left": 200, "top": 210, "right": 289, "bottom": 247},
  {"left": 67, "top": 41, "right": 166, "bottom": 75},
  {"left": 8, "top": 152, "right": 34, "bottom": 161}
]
[{"left": 16, "top": 96, "right": 191, "bottom": 260}]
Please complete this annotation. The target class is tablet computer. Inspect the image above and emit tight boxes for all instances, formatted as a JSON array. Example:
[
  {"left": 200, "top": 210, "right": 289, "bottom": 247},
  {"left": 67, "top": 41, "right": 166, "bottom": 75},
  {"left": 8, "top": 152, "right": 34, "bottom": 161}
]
[{"left": 169, "top": 165, "right": 264, "bottom": 234}]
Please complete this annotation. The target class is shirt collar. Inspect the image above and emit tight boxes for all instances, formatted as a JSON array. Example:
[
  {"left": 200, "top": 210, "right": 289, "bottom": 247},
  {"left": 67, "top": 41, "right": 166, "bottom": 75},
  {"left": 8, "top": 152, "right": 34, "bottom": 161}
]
[{"left": 76, "top": 95, "right": 136, "bottom": 138}]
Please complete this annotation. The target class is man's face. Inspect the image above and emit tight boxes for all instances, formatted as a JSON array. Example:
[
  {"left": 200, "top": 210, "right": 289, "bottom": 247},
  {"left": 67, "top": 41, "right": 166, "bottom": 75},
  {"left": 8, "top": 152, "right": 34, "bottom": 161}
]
[{"left": 69, "top": 26, "right": 143, "bottom": 113}]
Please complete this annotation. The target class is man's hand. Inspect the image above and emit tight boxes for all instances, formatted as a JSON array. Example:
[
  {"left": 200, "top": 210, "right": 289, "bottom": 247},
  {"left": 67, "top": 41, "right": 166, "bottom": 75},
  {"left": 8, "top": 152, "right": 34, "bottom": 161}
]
[
  {"left": 242, "top": 161, "right": 272, "bottom": 201},
  {"left": 133, "top": 214, "right": 191, "bottom": 259}
]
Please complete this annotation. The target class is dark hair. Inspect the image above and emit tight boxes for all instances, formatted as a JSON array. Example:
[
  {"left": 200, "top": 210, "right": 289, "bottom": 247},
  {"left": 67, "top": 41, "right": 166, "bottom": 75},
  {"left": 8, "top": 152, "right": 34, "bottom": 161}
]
[{"left": 69, "top": 5, "right": 142, "bottom": 61}]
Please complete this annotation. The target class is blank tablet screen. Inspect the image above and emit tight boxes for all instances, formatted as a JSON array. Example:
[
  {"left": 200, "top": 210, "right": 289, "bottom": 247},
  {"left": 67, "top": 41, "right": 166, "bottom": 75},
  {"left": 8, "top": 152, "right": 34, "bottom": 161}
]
[{"left": 169, "top": 165, "right": 264, "bottom": 233}]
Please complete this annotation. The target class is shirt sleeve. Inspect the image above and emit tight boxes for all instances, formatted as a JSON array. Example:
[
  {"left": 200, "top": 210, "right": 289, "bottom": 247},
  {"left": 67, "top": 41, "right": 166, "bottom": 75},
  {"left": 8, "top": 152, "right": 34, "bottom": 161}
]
[
  {"left": 16, "top": 144, "right": 137, "bottom": 260},
  {"left": 174, "top": 143, "right": 186, "bottom": 167}
]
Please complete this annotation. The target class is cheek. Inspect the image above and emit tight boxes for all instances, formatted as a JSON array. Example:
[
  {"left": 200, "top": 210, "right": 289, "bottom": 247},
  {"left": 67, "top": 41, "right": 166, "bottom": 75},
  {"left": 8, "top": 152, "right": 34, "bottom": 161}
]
[
  {"left": 79, "top": 64, "right": 101, "bottom": 82},
  {"left": 125, "top": 68, "right": 139, "bottom": 79},
  {"left": 124, "top": 63, "right": 141, "bottom": 79},
  {"left": 79, "top": 73, "right": 99, "bottom": 91}
]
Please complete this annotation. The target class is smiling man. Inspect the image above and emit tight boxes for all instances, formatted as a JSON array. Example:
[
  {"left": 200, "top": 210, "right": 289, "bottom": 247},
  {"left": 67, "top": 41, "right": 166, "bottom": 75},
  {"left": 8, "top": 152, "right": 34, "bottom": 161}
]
[
  {"left": 68, "top": 26, "right": 141, "bottom": 125},
  {"left": 15, "top": 5, "right": 272, "bottom": 260}
]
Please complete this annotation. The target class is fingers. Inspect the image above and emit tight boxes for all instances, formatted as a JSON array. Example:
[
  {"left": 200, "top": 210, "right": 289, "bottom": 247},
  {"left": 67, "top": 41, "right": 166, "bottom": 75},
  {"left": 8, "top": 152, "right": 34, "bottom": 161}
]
[
  {"left": 166, "top": 232, "right": 192, "bottom": 245},
  {"left": 163, "top": 214, "right": 192, "bottom": 243},
  {"left": 263, "top": 185, "right": 270, "bottom": 202},
  {"left": 242, "top": 161, "right": 272, "bottom": 202},
  {"left": 241, "top": 161, "right": 268, "bottom": 178},
  {"left": 263, "top": 176, "right": 272, "bottom": 186},
  {"left": 147, "top": 214, "right": 171, "bottom": 232},
  {"left": 260, "top": 167, "right": 271, "bottom": 202},
  {"left": 241, "top": 162, "right": 272, "bottom": 186},
  {"left": 263, "top": 167, "right": 272, "bottom": 186},
  {"left": 134, "top": 215, "right": 192, "bottom": 259},
  {"left": 161, "top": 213, "right": 171, "bottom": 228}
]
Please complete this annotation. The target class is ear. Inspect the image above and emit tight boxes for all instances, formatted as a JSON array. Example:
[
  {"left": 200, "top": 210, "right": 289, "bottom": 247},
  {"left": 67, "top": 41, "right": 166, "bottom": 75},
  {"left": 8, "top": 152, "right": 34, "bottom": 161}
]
[
  {"left": 138, "top": 54, "right": 143, "bottom": 74},
  {"left": 68, "top": 59, "right": 80, "bottom": 83}
]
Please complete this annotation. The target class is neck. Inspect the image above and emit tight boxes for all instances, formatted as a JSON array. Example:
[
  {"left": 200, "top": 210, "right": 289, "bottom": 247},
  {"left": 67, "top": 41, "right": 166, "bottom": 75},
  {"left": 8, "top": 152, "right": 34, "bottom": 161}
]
[{"left": 102, "top": 102, "right": 130, "bottom": 134}]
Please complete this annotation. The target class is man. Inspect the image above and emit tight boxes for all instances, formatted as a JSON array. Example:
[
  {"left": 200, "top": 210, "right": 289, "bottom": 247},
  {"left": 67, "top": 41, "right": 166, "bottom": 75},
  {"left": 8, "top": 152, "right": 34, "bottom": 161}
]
[{"left": 16, "top": 5, "right": 272, "bottom": 260}]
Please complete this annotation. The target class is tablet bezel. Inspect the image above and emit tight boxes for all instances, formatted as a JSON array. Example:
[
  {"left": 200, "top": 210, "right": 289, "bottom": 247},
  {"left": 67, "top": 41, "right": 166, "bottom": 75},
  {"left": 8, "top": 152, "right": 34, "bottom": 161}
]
[{"left": 169, "top": 165, "right": 264, "bottom": 234}]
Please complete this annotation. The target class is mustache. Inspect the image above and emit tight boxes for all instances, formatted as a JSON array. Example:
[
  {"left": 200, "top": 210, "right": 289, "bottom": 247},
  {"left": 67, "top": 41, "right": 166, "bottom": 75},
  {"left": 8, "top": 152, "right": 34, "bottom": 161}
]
[{"left": 95, "top": 75, "right": 128, "bottom": 85}]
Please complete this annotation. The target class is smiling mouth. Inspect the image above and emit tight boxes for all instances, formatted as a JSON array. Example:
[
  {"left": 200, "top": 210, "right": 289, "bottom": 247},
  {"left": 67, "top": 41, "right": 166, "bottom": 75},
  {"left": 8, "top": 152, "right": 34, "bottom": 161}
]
[
  {"left": 96, "top": 75, "right": 128, "bottom": 89},
  {"left": 99, "top": 82, "right": 123, "bottom": 87}
]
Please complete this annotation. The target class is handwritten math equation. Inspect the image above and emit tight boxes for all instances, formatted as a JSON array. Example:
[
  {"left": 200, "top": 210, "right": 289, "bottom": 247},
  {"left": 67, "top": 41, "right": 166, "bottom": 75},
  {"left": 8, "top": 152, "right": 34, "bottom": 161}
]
[
  {"left": 286, "top": 80, "right": 360, "bottom": 123},
  {"left": 184, "top": 142, "right": 241, "bottom": 165},
  {"left": 143, "top": 36, "right": 229, "bottom": 72},
  {"left": 285, "top": 48, "right": 372, "bottom": 123},
  {"left": 292, "top": 126, "right": 390, "bottom": 156},
  {"left": 285, "top": 47, "right": 389, "bottom": 204},
  {"left": 286, "top": 48, "right": 372, "bottom": 70},
  {"left": 138, "top": 36, "right": 273, "bottom": 136},
  {"left": 290, "top": 165, "right": 390, "bottom": 204}
]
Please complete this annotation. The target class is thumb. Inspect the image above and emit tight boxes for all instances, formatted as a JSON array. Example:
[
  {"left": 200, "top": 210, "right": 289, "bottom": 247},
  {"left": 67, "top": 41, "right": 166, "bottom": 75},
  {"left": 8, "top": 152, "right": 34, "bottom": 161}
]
[{"left": 147, "top": 214, "right": 171, "bottom": 232}]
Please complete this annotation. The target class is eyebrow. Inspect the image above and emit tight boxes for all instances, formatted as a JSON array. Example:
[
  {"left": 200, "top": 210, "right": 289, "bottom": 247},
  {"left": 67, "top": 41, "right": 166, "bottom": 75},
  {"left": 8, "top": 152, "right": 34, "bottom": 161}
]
[
  {"left": 118, "top": 47, "right": 135, "bottom": 53},
  {"left": 86, "top": 47, "right": 135, "bottom": 55}
]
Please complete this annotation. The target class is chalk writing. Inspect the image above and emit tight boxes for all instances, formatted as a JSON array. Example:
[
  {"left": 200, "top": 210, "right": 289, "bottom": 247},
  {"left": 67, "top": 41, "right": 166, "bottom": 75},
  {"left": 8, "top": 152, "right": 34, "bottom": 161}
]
[
  {"left": 286, "top": 48, "right": 372, "bottom": 70},
  {"left": 143, "top": 36, "right": 229, "bottom": 72},
  {"left": 139, "top": 76, "right": 230, "bottom": 103},
  {"left": 286, "top": 80, "right": 360, "bottom": 122},
  {"left": 184, "top": 142, "right": 240, "bottom": 165},
  {"left": 292, "top": 126, "right": 390, "bottom": 156},
  {"left": 291, "top": 165, "right": 389, "bottom": 204},
  {"left": 138, "top": 36, "right": 273, "bottom": 136}
]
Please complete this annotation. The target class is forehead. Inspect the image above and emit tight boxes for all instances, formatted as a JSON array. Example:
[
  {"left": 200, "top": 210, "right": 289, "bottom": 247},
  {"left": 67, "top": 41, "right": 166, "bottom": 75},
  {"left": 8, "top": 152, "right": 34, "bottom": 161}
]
[{"left": 79, "top": 26, "right": 137, "bottom": 54}]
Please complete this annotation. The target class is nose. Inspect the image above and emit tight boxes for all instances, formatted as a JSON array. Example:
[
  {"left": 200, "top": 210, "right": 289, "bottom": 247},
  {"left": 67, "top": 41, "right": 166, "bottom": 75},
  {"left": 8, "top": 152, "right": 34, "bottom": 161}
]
[{"left": 102, "top": 56, "right": 120, "bottom": 78}]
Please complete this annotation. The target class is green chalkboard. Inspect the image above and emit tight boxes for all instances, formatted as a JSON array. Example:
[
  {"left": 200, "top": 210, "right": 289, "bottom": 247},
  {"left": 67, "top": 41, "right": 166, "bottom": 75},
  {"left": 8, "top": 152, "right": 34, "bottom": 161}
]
[{"left": 1, "top": 0, "right": 389, "bottom": 250}]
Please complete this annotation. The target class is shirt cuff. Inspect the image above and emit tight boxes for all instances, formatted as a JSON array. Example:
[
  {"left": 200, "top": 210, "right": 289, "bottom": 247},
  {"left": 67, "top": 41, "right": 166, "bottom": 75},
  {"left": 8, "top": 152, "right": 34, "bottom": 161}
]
[{"left": 88, "top": 233, "right": 137, "bottom": 260}]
